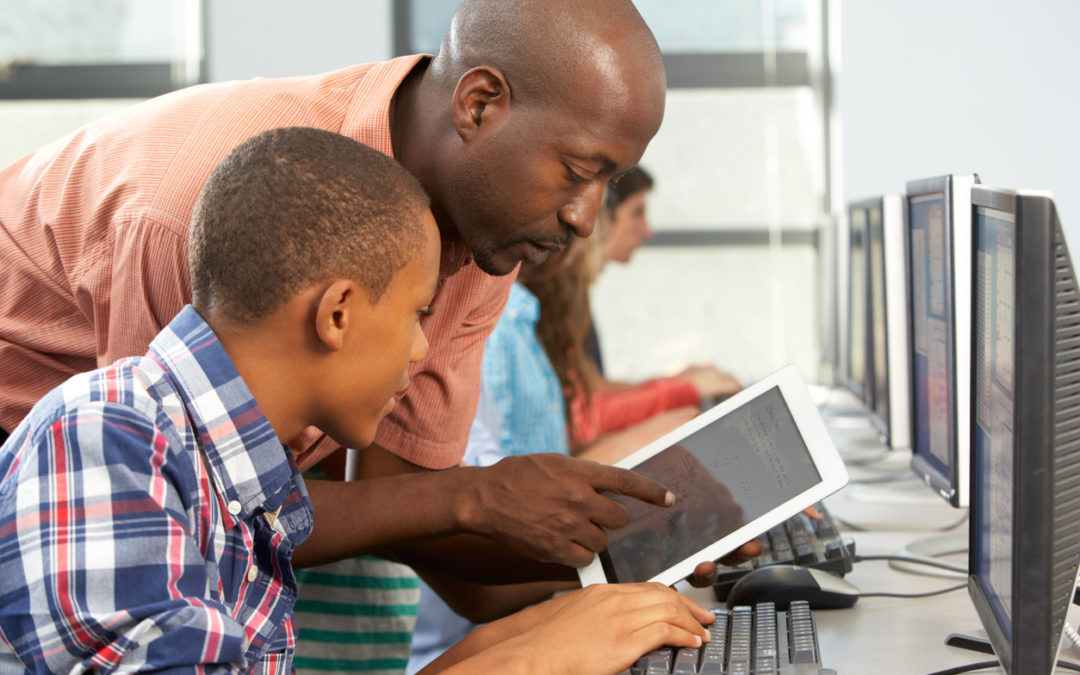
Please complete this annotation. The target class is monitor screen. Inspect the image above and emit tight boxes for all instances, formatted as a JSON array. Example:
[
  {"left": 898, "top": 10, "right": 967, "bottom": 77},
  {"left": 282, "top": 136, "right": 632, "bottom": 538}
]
[
  {"left": 847, "top": 209, "right": 868, "bottom": 401},
  {"left": 909, "top": 191, "right": 954, "bottom": 478},
  {"left": 971, "top": 204, "right": 1016, "bottom": 637},
  {"left": 967, "top": 186, "right": 1080, "bottom": 674},
  {"left": 867, "top": 201, "right": 890, "bottom": 432},
  {"left": 907, "top": 174, "right": 977, "bottom": 506}
]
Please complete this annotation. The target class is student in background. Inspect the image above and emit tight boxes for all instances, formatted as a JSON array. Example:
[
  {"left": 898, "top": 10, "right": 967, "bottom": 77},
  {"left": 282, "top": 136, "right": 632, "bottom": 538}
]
[
  {"left": 569, "top": 167, "right": 744, "bottom": 448},
  {"left": 0, "top": 127, "right": 715, "bottom": 675}
]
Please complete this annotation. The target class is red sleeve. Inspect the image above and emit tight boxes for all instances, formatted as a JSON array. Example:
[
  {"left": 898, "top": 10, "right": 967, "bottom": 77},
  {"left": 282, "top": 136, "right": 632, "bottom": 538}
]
[{"left": 570, "top": 376, "right": 700, "bottom": 447}]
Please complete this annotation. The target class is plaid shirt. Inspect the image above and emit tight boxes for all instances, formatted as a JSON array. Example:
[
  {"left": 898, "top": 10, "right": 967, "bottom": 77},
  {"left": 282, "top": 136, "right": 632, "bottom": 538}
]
[{"left": 0, "top": 305, "right": 313, "bottom": 674}]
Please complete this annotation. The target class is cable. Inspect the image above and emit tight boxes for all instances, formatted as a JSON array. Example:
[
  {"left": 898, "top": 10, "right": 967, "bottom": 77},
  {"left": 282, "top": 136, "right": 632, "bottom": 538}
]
[
  {"left": 926, "top": 658, "right": 1080, "bottom": 674},
  {"left": 859, "top": 582, "right": 966, "bottom": 599},
  {"left": 925, "top": 659, "right": 999, "bottom": 675},
  {"left": 855, "top": 554, "right": 966, "bottom": 575},
  {"left": 938, "top": 513, "right": 971, "bottom": 532}
]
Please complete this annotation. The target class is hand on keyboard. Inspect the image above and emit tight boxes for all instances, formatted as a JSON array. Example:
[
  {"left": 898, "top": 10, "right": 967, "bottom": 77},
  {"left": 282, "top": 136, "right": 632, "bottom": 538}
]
[{"left": 435, "top": 583, "right": 715, "bottom": 674}]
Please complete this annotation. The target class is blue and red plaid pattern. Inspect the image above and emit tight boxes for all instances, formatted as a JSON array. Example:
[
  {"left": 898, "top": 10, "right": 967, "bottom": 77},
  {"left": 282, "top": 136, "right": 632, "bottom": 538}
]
[{"left": 0, "top": 305, "right": 313, "bottom": 673}]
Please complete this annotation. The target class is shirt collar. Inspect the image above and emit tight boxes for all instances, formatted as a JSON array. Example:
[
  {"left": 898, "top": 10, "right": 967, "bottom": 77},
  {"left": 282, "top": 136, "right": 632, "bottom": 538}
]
[
  {"left": 342, "top": 53, "right": 429, "bottom": 158},
  {"left": 148, "top": 306, "right": 307, "bottom": 530}
]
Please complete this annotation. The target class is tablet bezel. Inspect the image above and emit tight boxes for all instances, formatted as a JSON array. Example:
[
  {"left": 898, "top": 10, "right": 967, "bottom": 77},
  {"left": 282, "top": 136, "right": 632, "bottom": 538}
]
[{"left": 577, "top": 364, "right": 849, "bottom": 587}]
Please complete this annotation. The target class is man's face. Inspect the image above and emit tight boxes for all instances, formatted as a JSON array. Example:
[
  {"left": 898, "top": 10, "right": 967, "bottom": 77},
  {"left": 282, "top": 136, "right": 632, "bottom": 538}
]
[{"left": 443, "top": 86, "right": 664, "bottom": 276}]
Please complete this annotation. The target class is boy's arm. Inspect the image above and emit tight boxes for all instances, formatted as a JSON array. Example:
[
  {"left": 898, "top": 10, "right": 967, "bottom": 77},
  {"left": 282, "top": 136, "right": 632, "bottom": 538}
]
[{"left": 0, "top": 408, "right": 255, "bottom": 672}]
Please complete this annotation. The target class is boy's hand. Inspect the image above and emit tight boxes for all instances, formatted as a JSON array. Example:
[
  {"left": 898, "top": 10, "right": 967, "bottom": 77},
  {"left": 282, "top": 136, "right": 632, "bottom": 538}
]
[
  {"left": 467, "top": 453, "right": 673, "bottom": 568},
  {"left": 437, "top": 583, "right": 713, "bottom": 674}
]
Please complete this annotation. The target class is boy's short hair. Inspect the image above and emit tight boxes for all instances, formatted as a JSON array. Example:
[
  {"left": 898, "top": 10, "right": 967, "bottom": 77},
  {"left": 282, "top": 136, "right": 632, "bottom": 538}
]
[{"left": 189, "top": 126, "right": 431, "bottom": 323}]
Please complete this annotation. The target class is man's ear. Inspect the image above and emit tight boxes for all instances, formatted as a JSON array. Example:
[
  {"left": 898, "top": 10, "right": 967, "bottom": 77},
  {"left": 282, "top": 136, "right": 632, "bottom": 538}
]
[
  {"left": 451, "top": 66, "right": 511, "bottom": 142},
  {"left": 314, "top": 279, "right": 361, "bottom": 351}
]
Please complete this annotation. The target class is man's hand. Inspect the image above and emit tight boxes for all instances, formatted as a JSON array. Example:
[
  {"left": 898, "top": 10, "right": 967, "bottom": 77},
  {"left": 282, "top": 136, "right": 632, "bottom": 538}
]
[{"left": 462, "top": 453, "right": 675, "bottom": 568}]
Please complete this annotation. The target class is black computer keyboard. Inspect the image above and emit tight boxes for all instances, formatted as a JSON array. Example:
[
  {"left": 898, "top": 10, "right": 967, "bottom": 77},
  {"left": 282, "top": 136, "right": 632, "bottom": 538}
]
[
  {"left": 712, "top": 502, "right": 855, "bottom": 603},
  {"left": 629, "top": 601, "right": 835, "bottom": 675}
]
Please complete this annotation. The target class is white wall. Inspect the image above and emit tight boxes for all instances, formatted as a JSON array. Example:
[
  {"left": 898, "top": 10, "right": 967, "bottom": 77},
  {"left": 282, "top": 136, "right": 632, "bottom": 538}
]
[
  {"left": 206, "top": 0, "right": 392, "bottom": 81},
  {"left": 838, "top": 0, "right": 1080, "bottom": 246}
]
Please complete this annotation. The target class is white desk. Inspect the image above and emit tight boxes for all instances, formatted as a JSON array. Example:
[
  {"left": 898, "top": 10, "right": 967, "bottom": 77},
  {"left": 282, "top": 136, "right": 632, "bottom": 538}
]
[{"left": 682, "top": 440, "right": 1080, "bottom": 674}]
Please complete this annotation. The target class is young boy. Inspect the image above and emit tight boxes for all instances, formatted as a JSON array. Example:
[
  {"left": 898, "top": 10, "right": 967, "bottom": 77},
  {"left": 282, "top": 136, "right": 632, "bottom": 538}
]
[{"left": 0, "top": 127, "right": 713, "bottom": 673}]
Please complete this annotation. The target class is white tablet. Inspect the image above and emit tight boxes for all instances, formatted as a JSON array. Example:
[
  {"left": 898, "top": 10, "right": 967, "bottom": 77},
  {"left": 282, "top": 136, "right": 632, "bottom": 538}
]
[{"left": 578, "top": 365, "right": 849, "bottom": 587}]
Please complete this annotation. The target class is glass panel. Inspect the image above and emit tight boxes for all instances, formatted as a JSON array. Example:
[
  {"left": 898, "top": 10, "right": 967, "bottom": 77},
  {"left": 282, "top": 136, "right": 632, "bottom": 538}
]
[
  {"left": 635, "top": 0, "right": 810, "bottom": 53},
  {"left": 0, "top": 0, "right": 197, "bottom": 66},
  {"left": 590, "top": 245, "right": 820, "bottom": 384},
  {"left": 407, "top": 0, "right": 460, "bottom": 54},
  {"left": 403, "top": 0, "right": 813, "bottom": 56},
  {"left": 639, "top": 88, "right": 825, "bottom": 230}
]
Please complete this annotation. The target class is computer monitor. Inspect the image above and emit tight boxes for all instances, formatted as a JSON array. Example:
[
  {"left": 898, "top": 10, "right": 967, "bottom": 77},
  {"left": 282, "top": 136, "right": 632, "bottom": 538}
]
[
  {"left": 907, "top": 174, "right": 979, "bottom": 507},
  {"left": 844, "top": 205, "right": 870, "bottom": 404},
  {"left": 857, "top": 194, "right": 911, "bottom": 450},
  {"left": 967, "top": 186, "right": 1080, "bottom": 673}
]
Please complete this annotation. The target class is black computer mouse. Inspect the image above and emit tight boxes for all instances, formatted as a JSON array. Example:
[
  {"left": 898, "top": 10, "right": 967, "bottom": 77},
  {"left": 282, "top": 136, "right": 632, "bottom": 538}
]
[{"left": 726, "top": 564, "right": 860, "bottom": 610}]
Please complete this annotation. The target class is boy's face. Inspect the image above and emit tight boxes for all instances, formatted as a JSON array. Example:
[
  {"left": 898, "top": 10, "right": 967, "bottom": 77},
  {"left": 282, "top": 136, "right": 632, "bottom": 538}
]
[{"left": 320, "top": 211, "right": 441, "bottom": 450}]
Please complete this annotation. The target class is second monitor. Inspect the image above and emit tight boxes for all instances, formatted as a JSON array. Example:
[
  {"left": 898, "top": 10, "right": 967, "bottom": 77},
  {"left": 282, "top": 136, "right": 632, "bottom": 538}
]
[{"left": 907, "top": 173, "right": 979, "bottom": 507}]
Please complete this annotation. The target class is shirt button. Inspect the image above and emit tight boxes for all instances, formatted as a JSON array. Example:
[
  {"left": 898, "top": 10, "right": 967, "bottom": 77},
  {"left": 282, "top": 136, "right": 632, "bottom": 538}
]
[
  {"left": 227, "top": 500, "right": 242, "bottom": 515},
  {"left": 247, "top": 566, "right": 258, "bottom": 582}
]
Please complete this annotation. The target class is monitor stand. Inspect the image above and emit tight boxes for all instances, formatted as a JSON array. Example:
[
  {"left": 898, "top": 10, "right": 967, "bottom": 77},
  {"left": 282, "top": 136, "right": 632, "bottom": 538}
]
[{"left": 945, "top": 629, "right": 993, "bottom": 655}]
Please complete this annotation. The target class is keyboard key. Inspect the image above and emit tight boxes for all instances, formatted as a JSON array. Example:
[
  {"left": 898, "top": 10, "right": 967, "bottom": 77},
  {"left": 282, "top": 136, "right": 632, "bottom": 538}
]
[
  {"left": 673, "top": 647, "right": 698, "bottom": 674},
  {"left": 626, "top": 600, "right": 828, "bottom": 674},
  {"left": 631, "top": 648, "right": 672, "bottom": 675},
  {"left": 787, "top": 601, "right": 820, "bottom": 664}
]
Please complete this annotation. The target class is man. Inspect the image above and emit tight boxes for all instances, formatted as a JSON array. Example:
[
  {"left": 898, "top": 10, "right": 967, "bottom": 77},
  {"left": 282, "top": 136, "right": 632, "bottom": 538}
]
[{"left": 0, "top": 0, "right": 697, "bottom": 576}]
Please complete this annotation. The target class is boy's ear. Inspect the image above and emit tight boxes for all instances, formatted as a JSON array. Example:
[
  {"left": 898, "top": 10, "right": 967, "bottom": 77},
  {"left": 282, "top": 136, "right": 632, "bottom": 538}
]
[
  {"left": 314, "top": 279, "right": 361, "bottom": 351},
  {"left": 451, "top": 66, "right": 511, "bottom": 142}
]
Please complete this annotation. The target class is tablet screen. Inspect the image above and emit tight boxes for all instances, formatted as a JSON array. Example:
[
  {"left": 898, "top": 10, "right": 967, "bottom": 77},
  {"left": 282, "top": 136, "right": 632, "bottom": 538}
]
[{"left": 598, "top": 386, "right": 822, "bottom": 583}]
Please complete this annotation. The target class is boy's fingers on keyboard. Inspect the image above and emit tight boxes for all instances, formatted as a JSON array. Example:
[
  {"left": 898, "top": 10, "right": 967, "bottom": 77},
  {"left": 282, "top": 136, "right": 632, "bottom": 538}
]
[{"left": 623, "top": 582, "right": 715, "bottom": 626}]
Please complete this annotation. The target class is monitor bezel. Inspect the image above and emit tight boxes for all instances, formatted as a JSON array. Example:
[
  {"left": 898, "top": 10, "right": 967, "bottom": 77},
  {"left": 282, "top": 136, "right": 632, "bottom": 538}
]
[
  {"left": 966, "top": 186, "right": 1072, "bottom": 674},
  {"left": 843, "top": 204, "right": 870, "bottom": 403},
  {"left": 906, "top": 174, "right": 977, "bottom": 507},
  {"left": 859, "top": 193, "right": 911, "bottom": 449}
]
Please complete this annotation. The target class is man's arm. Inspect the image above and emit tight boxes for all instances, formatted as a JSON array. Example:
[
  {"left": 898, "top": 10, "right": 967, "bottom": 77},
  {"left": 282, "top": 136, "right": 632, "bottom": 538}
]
[{"left": 292, "top": 444, "right": 675, "bottom": 573}]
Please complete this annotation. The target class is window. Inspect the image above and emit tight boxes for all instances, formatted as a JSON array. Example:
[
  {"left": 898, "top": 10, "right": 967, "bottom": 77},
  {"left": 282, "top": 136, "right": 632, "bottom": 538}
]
[{"left": 0, "top": 0, "right": 203, "bottom": 99}]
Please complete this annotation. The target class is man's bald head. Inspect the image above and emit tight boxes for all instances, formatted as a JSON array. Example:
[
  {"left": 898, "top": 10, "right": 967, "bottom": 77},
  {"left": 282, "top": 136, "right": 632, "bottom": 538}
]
[{"left": 432, "top": 0, "right": 665, "bottom": 111}]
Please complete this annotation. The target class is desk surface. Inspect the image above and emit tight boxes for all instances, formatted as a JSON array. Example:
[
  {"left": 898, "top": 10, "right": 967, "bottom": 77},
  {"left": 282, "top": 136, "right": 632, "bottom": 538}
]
[{"left": 677, "top": 416, "right": 1080, "bottom": 674}]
